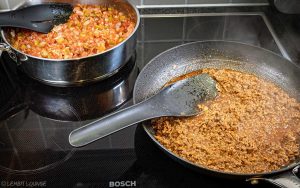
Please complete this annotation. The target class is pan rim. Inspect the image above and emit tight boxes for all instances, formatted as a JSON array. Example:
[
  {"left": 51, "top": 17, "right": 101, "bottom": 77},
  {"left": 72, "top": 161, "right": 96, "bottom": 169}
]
[
  {"left": 0, "top": 0, "right": 140, "bottom": 62},
  {"left": 133, "top": 40, "right": 300, "bottom": 177}
]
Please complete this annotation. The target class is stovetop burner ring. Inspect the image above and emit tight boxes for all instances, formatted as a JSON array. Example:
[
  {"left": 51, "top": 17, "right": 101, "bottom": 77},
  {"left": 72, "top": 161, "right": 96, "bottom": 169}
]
[{"left": 0, "top": 104, "right": 81, "bottom": 175}]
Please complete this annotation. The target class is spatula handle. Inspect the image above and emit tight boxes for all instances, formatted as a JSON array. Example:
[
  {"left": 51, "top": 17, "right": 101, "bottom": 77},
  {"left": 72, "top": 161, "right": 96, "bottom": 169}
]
[
  {"left": 0, "top": 3, "right": 72, "bottom": 33},
  {"left": 69, "top": 98, "right": 160, "bottom": 147},
  {"left": 0, "top": 10, "right": 25, "bottom": 27}
]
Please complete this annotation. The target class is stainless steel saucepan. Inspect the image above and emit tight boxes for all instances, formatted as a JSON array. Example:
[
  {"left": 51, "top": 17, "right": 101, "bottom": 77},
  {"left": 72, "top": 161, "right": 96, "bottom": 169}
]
[{"left": 0, "top": 0, "right": 140, "bottom": 86}]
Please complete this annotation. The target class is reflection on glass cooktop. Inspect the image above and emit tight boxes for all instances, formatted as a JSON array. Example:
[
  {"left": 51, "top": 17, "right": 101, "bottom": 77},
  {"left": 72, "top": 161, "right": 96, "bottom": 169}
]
[
  {"left": 0, "top": 53, "right": 138, "bottom": 173},
  {"left": 0, "top": 13, "right": 290, "bottom": 187}
]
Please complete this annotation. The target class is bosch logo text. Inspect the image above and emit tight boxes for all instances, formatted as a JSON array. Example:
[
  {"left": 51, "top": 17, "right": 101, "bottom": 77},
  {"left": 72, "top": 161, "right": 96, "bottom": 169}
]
[{"left": 109, "top": 181, "right": 136, "bottom": 187}]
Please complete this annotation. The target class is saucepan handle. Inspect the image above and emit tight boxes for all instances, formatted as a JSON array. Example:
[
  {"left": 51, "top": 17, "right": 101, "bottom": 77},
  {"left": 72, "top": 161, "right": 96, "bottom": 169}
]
[
  {"left": 247, "top": 165, "right": 300, "bottom": 188},
  {"left": 0, "top": 43, "right": 18, "bottom": 63}
]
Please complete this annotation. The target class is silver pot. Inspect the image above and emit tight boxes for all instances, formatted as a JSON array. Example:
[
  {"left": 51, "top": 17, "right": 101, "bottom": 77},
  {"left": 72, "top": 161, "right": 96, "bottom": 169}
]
[{"left": 0, "top": 0, "right": 140, "bottom": 86}]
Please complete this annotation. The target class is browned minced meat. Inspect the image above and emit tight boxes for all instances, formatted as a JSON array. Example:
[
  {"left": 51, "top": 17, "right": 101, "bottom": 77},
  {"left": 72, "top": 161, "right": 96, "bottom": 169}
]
[{"left": 152, "top": 68, "right": 300, "bottom": 174}]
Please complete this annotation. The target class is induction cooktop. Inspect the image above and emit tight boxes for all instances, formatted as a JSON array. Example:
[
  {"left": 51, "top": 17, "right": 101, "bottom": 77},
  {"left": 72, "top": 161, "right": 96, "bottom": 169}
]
[{"left": 0, "top": 11, "right": 298, "bottom": 188}]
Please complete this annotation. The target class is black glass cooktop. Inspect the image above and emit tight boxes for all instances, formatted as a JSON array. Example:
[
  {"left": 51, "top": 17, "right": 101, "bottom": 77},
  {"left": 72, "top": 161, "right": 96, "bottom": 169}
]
[{"left": 0, "top": 14, "right": 297, "bottom": 188}]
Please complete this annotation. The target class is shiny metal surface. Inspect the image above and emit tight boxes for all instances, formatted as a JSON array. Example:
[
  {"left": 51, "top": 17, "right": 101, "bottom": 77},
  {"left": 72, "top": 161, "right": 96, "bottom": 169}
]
[
  {"left": 0, "top": 43, "right": 17, "bottom": 61},
  {"left": 133, "top": 41, "right": 300, "bottom": 184},
  {"left": 27, "top": 55, "right": 138, "bottom": 121},
  {"left": 0, "top": 0, "right": 140, "bottom": 86},
  {"left": 247, "top": 166, "right": 300, "bottom": 188}
]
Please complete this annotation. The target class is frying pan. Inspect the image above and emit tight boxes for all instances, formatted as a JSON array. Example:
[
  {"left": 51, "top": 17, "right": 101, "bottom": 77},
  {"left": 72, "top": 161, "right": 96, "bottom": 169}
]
[
  {"left": 0, "top": 0, "right": 140, "bottom": 86},
  {"left": 133, "top": 41, "right": 300, "bottom": 188}
]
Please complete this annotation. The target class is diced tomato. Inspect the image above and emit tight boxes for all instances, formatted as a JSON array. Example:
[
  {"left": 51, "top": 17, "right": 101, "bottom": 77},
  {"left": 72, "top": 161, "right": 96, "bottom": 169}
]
[{"left": 9, "top": 4, "right": 135, "bottom": 59}]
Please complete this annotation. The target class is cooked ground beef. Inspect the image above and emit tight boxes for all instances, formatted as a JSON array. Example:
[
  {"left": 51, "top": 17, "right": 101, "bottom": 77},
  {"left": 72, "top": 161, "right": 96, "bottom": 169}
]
[{"left": 152, "top": 68, "right": 300, "bottom": 174}]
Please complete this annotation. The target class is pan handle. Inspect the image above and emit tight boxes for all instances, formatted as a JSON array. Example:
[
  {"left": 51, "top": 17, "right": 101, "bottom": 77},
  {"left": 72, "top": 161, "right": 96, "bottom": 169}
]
[
  {"left": 247, "top": 166, "right": 300, "bottom": 188},
  {"left": 0, "top": 43, "right": 18, "bottom": 63}
]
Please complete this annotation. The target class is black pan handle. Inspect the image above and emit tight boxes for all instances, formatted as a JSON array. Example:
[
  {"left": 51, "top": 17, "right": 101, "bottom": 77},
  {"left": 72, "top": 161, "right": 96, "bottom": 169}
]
[{"left": 247, "top": 166, "right": 300, "bottom": 188}]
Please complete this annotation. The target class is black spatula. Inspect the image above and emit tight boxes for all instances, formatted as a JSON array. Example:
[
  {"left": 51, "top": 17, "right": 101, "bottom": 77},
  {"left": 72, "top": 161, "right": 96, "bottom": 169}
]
[
  {"left": 69, "top": 73, "right": 218, "bottom": 147},
  {"left": 0, "top": 3, "right": 73, "bottom": 33}
]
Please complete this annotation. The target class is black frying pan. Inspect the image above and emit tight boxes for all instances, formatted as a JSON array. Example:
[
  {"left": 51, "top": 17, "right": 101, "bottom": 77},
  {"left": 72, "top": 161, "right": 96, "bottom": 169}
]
[{"left": 133, "top": 41, "right": 300, "bottom": 188}]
